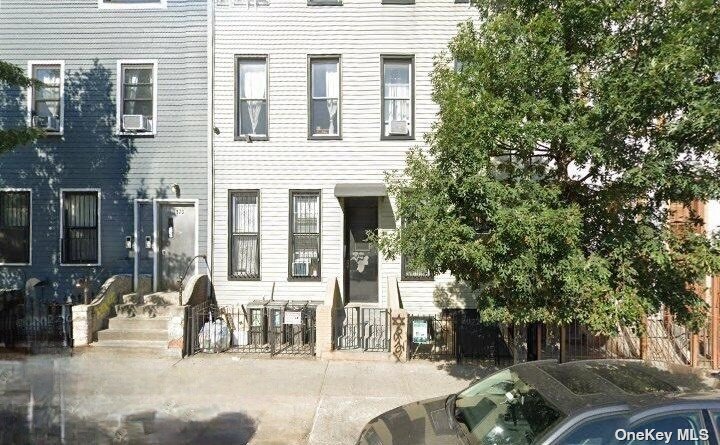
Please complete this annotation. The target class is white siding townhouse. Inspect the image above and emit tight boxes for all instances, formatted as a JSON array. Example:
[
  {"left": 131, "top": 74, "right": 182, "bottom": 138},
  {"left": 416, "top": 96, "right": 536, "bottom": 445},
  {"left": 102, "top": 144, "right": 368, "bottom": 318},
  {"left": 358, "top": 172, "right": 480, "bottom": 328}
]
[{"left": 210, "top": 0, "right": 479, "bottom": 341}]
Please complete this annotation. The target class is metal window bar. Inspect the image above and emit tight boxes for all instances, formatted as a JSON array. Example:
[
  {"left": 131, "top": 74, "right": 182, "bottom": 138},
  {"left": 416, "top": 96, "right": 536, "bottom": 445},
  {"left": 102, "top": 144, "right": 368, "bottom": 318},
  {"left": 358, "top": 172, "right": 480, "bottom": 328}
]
[
  {"left": 62, "top": 192, "right": 98, "bottom": 264},
  {"left": 0, "top": 191, "right": 31, "bottom": 263}
]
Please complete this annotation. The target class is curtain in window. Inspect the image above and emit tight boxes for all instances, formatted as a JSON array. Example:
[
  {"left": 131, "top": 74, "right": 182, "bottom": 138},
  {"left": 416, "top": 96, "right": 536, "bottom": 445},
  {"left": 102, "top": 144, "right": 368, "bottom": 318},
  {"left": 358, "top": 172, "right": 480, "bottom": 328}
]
[
  {"left": 63, "top": 192, "right": 98, "bottom": 264},
  {"left": 384, "top": 61, "right": 411, "bottom": 136},
  {"left": 293, "top": 194, "right": 319, "bottom": 233},
  {"left": 240, "top": 62, "right": 266, "bottom": 135},
  {"left": 0, "top": 192, "right": 30, "bottom": 264},
  {"left": 33, "top": 66, "right": 61, "bottom": 119},
  {"left": 230, "top": 192, "right": 259, "bottom": 278},
  {"left": 325, "top": 68, "right": 339, "bottom": 135},
  {"left": 123, "top": 66, "right": 153, "bottom": 119}
]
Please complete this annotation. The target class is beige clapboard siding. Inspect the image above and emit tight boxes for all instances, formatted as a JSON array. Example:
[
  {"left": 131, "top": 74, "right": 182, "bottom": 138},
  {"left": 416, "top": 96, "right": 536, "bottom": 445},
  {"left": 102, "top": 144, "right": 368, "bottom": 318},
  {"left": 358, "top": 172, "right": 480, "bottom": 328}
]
[{"left": 212, "top": 0, "right": 478, "bottom": 313}]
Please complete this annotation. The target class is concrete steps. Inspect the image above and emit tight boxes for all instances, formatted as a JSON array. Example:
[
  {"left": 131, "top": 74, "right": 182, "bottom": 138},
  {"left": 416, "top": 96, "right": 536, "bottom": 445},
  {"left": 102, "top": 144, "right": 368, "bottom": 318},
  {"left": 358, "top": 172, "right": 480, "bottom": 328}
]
[
  {"left": 109, "top": 317, "right": 168, "bottom": 330},
  {"left": 97, "top": 328, "right": 167, "bottom": 342}
]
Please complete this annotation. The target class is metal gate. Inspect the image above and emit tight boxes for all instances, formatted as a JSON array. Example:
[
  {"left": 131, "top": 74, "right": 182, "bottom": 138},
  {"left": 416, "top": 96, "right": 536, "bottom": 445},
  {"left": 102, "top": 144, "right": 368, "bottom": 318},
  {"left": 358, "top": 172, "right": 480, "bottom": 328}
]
[
  {"left": 409, "top": 310, "right": 513, "bottom": 365},
  {"left": 185, "top": 300, "right": 317, "bottom": 357},
  {"left": 334, "top": 307, "right": 390, "bottom": 352}
]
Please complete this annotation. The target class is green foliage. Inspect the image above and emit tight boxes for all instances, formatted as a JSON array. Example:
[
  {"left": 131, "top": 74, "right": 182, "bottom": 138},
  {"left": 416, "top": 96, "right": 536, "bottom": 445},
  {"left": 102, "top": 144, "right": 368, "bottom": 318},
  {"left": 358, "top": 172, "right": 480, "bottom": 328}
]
[
  {"left": 379, "top": 0, "right": 720, "bottom": 334},
  {"left": 0, "top": 60, "right": 44, "bottom": 154}
]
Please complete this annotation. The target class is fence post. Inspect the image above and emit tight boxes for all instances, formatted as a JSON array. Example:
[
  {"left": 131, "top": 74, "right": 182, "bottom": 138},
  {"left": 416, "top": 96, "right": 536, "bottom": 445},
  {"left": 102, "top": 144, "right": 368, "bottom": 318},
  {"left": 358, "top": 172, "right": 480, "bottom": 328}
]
[
  {"left": 536, "top": 324, "right": 543, "bottom": 360},
  {"left": 559, "top": 325, "right": 567, "bottom": 363},
  {"left": 691, "top": 333, "right": 700, "bottom": 367}
]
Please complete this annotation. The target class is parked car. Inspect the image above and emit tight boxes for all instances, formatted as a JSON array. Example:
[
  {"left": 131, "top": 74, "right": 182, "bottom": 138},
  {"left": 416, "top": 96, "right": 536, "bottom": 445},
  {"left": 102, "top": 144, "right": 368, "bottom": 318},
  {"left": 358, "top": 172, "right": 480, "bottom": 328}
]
[{"left": 356, "top": 359, "right": 720, "bottom": 445}]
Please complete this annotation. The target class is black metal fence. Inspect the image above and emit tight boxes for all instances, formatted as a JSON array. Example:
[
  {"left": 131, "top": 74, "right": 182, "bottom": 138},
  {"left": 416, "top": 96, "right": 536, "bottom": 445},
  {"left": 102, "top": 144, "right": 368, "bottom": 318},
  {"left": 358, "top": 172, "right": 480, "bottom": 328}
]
[
  {"left": 334, "top": 307, "right": 390, "bottom": 352},
  {"left": 408, "top": 310, "right": 513, "bottom": 365},
  {"left": 0, "top": 298, "right": 73, "bottom": 352},
  {"left": 185, "top": 300, "right": 317, "bottom": 357}
]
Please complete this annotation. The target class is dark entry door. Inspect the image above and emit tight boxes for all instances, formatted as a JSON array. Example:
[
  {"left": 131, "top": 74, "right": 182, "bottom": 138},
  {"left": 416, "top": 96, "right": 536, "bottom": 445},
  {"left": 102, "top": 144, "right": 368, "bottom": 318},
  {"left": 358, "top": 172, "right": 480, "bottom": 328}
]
[
  {"left": 344, "top": 198, "right": 379, "bottom": 303},
  {"left": 159, "top": 203, "right": 196, "bottom": 291}
]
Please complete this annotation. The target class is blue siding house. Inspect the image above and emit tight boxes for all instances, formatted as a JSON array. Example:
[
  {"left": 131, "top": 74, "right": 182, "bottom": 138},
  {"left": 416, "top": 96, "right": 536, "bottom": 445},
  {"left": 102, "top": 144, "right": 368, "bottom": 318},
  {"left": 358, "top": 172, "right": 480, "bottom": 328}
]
[{"left": 0, "top": 0, "right": 208, "bottom": 300}]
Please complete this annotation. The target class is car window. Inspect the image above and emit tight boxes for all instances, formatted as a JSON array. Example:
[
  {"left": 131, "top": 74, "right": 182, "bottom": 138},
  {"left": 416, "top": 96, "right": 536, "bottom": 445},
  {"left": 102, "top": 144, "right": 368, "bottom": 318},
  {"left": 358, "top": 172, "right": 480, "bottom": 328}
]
[
  {"left": 455, "top": 369, "right": 564, "bottom": 444},
  {"left": 626, "top": 411, "right": 707, "bottom": 445},
  {"left": 556, "top": 414, "right": 627, "bottom": 445}
]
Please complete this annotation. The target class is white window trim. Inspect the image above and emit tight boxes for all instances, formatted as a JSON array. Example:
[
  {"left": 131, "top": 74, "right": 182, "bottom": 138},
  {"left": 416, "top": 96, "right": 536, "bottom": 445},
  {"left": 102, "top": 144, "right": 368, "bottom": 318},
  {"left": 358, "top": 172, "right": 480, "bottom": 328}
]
[
  {"left": 0, "top": 188, "right": 32, "bottom": 266},
  {"left": 27, "top": 60, "right": 65, "bottom": 136},
  {"left": 98, "top": 0, "right": 167, "bottom": 10},
  {"left": 59, "top": 188, "right": 102, "bottom": 267},
  {"left": 116, "top": 60, "right": 159, "bottom": 136}
]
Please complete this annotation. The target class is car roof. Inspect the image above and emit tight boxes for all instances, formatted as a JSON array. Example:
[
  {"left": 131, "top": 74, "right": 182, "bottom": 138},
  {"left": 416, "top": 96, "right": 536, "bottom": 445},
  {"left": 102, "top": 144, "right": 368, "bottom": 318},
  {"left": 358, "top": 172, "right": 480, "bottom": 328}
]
[{"left": 510, "top": 359, "right": 720, "bottom": 415}]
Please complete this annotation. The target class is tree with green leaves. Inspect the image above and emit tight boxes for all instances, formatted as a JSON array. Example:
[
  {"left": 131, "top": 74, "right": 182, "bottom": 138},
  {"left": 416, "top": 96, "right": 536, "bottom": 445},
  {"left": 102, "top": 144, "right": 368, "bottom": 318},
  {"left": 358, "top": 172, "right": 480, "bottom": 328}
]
[
  {"left": 378, "top": 0, "right": 720, "bottom": 334},
  {"left": 0, "top": 60, "right": 44, "bottom": 154}
]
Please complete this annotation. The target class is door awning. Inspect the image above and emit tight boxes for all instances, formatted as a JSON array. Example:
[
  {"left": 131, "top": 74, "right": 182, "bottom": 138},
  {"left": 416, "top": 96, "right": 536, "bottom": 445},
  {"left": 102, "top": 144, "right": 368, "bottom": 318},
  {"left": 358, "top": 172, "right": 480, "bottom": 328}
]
[{"left": 334, "top": 183, "right": 387, "bottom": 197}]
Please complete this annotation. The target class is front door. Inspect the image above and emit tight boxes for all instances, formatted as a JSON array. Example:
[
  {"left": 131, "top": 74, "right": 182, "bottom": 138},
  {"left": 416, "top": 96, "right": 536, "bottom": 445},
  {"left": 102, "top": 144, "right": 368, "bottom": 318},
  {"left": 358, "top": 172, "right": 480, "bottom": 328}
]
[
  {"left": 344, "top": 197, "right": 379, "bottom": 303},
  {"left": 158, "top": 202, "right": 196, "bottom": 291}
]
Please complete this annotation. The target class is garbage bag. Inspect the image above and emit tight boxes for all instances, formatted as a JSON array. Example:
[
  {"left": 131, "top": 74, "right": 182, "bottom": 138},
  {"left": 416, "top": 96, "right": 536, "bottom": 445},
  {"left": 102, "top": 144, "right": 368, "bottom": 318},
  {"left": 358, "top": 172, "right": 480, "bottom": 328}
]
[{"left": 198, "top": 319, "right": 231, "bottom": 352}]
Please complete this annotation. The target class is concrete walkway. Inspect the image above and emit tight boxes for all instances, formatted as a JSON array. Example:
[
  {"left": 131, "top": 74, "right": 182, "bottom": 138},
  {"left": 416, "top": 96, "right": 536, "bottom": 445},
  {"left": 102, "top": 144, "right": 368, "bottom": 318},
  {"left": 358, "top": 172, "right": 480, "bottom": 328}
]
[{"left": 0, "top": 350, "right": 498, "bottom": 444}]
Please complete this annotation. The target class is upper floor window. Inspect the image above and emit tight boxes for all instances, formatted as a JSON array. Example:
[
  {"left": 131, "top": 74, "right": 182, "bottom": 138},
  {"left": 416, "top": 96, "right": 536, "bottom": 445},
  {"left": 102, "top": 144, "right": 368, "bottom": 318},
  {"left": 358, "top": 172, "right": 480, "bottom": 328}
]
[
  {"left": 99, "top": 0, "right": 166, "bottom": 9},
  {"left": 381, "top": 56, "right": 414, "bottom": 140},
  {"left": 61, "top": 190, "right": 100, "bottom": 266},
  {"left": 401, "top": 255, "right": 433, "bottom": 281},
  {"left": 289, "top": 191, "right": 321, "bottom": 280},
  {"left": 118, "top": 62, "right": 157, "bottom": 135},
  {"left": 229, "top": 191, "right": 260, "bottom": 280},
  {"left": 236, "top": 57, "right": 268, "bottom": 140},
  {"left": 309, "top": 56, "right": 340, "bottom": 139},
  {"left": 0, "top": 190, "right": 31, "bottom": 265},
  {"left": 28, "top": 62, "right": 63, "bottom": 134}
]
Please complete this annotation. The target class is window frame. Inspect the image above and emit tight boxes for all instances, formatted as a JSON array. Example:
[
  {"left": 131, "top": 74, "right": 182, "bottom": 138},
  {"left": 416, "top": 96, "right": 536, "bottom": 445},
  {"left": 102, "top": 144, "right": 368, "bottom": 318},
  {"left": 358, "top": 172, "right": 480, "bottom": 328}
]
[
  {"left": 0, "top": 189, "right": 32, "bottom": 266},
  {"left": 380, "top": 55, "right": 415, "bottom": 141},
  {"left": 308, "top": 55, "right": 342, "bottom": 140},
  {"left": 59, "top": 188, "right": 101, "bottom": 267},
  {"left": 98, "top": 0, "right": 167, "bottom": 10},
  {"left": 288, "top": 189, "right": 322, "bottom": 281},
  {"left": 116, "top": 60, "right": 158, "bottom": 136},
  {"left": 234, "top": 55, "right": 269, "bottom": 141},
  {"left": 228, "top": 189, "right": 261, "bottom": 281},
  {"left": 27, "top": 61, "right": 65, "bottom": 136},
  {"left": 401, "top": 255, "right": 433, "bottom": 281}
]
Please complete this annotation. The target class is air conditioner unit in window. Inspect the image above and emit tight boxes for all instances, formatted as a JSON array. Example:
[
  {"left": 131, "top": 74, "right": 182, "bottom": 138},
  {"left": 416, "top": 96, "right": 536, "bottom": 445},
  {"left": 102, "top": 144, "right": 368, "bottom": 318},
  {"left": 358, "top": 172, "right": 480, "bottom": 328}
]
[
  {"left": 389, "top": 120, "right": 408, "bottom": 136},
  {"left": 32, "top": 115, "right": 60, "bottom": 132},
  {"left": 122, "top": 114, "right": 151, "bottom": 132},
  {"left": 292, "top": 260, "right": 311, "bottom": 277}
]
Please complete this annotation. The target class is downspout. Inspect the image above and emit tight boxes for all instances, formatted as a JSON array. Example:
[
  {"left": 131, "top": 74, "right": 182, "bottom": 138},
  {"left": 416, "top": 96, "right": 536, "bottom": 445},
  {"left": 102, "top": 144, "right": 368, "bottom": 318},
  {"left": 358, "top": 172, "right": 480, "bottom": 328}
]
[{"left": 206, "top": 0, "right": 215, "bottom": 279}]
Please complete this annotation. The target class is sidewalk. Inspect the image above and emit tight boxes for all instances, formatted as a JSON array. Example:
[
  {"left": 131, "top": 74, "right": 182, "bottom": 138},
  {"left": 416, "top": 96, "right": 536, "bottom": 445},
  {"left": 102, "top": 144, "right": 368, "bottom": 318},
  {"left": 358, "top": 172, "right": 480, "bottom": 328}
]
[{"left": 0, "top": 350, "right": 496, "bottom": 444}]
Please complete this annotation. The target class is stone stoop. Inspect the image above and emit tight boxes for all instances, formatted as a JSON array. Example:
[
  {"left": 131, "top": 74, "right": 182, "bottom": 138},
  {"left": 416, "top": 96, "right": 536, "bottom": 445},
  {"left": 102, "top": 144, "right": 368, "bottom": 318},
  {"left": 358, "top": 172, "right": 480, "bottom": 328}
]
[{"left": 90, "top": 291, "right": 182, "bottom": 357}]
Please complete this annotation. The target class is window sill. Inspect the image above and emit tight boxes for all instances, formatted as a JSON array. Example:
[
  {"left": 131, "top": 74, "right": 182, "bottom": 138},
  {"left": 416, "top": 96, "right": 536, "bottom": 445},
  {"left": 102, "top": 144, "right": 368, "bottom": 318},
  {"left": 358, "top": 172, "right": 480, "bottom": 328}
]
[
  {"left": 308, "top": 134, "right": 341, "bottom": 141},
  {"left": 235, "top": 135, "right": 268, "bottom": 142},
  {"left": 307, "top": 0, "right": 342, "bottom": 5},
  {"left": 381, "top": 0, "right": 415, "bottom": 4},
  {"left": 287, "top": 276, "right": 322, "bottom": 282},
  {"left": 401, "top": 276, "right": 435, "bottom": 282},
  {"left": 41, "top": 131, "right": 64, "bottom": 137},
  {"left": 0, "top": 262, "right": 31, "bottom": 267},
  {"left": 382, "top": 135, "right": 415, "bottom": 141},
  {"left": 60, "top": 263, "right": 101, "bottom": 267},
  {"left": 228, "top": 275, "right": 261, "bottom": 281},
  {"left": 117, "top": 131, "right": 156, "bottom": 138}
]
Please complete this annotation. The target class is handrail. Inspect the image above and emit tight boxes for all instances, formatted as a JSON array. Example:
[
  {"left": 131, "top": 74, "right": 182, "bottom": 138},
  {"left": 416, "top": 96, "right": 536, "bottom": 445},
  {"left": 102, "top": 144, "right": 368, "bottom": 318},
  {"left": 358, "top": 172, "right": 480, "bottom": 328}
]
[{"left": 177, "top": 254, "right": 215, "bottom": 306}]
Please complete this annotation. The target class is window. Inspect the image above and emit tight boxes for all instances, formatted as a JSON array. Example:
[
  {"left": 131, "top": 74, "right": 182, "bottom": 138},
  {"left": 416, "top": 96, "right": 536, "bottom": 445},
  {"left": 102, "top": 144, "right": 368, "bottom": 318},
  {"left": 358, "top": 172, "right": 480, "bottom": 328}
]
[
  {"left": 556, "top": 414, "right": 626, "bottom": 444},
  {"left": 229, "top": 191, "right": 260, "bottom": 280},
  {"left": 309, "top": 57, "right": 340, "bottom": 139},
  {"left": 625, "top": 411, "right": 706, "bottom": 445},
  {"left": 289, "top": 191, "right": 321, "bottom": 279},
  {"left": 118, "top": 62, "right": 156, "bottom": 134},
  {"left": 236, "top": 57, "right": 268, "bottom": 140},
  {"left": 61, "top": 191, "right": 100, "bottom": 265},
  {"left": 99, "top": 0, "right": 166, "bottom": 9},
  {"left": 381, "top": 56, "right": 414, "bottom": 139},
  {"left": 0, "top": 191, "right": 31, "bottom": 265},
  {"left": 401, "top": 254, "right": 432, "bottom": 280},
  {"left": 28, "top": 62, "right": 63, "bottom": 134}
]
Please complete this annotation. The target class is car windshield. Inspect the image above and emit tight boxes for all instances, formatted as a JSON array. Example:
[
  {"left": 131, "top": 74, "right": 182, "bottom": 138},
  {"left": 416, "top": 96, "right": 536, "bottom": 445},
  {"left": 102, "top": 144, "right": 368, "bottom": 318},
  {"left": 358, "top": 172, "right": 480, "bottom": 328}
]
[{"left": 456, "top": 369, "right": 564, "bottom": 444}]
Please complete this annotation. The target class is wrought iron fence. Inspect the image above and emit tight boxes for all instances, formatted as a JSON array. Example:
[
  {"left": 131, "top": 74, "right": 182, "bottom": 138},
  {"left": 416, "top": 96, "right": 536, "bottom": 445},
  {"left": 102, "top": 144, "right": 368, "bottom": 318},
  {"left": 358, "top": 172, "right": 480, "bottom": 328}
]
[
  {"left": 408, "top": 310, "right": 513, "bottom": 365},
  {"left": 0, "top": 299, "right": 73, "bottom": 352},
  {"left": 561, "top": 321, "right": 641, "bottom": 362},
  {"left": 185, "top": 300, "right": 317, "bottom": 357},
  {"left": 334, "top": 307, "right": 390, "bottom": 352}
]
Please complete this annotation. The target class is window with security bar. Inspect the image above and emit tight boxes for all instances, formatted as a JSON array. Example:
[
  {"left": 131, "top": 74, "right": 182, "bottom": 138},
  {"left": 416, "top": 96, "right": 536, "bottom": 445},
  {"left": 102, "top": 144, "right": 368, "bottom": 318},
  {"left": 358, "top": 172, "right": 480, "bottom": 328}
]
[
  {"left": 229, "top": 190, "right": 260, "bottom": 279},
  {"left": 289, "top": 191, "right": 321, "bottom": 279},
  {"left": 30, "top": 64, "right": 62, "bottom": 133},
  {"left": 0, "top": 191, "right": 31, "bottom": 265},
  {"left": 121, "top": 64, "right": 155, "bottom": 133},
  {"left": 61, "top": 191, "right": 99, "bottom": 265}
]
